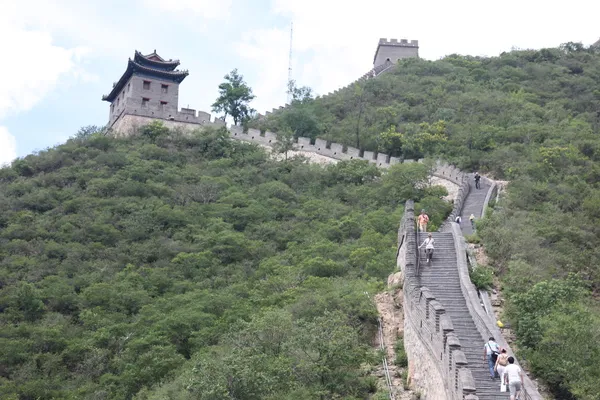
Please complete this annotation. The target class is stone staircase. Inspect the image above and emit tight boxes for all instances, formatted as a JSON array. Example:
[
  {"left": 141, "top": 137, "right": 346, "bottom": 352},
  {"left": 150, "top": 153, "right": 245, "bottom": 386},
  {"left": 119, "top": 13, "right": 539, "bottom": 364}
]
[
  {"left": 418, "top": 231, "right": 508, "bottom": 399},
  {"left": 460, "top": 176, "right": 491, "bottom": 235}
]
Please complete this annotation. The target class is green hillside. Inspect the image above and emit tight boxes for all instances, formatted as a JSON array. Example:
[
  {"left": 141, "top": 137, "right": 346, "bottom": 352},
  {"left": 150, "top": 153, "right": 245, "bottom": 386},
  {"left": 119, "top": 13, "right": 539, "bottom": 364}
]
[
  {"left": 258, "top": 42, "right": 600, "bottom": 399},
  {"left": 0, "top": 124, "right": 450, "bottom": 399}
]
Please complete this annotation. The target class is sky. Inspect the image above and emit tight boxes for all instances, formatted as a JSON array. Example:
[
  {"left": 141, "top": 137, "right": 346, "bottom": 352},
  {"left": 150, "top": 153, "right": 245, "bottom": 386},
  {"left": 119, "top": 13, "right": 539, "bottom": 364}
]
[{"left": 1, "top": 0, "right": 599, "bottom": 165}]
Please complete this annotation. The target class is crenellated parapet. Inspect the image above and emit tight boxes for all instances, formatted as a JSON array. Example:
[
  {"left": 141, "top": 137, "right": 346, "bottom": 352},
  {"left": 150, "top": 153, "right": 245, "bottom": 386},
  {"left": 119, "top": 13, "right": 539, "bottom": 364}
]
[
  {"left": 228, "top": 125, "right": 417, "bottom": 167},
  {"left": 378, "top": 38, "right": 419, "bottom": 47},
  {"left": 110, "top": 97, "right": 226, "bottom": 127}
]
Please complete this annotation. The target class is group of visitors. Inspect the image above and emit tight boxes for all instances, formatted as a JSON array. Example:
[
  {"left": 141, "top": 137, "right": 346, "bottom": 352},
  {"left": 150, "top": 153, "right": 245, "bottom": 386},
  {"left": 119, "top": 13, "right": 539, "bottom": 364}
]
[
  {"left": 417, "top": 205, "right": 476, "bottom": 263},
  {"left": 484, "top": 337, "right": 524, "bottom": 399}
]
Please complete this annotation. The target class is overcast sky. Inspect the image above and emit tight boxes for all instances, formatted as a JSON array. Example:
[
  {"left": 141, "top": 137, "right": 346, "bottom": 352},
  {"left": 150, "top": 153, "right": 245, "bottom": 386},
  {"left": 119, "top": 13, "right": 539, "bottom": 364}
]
[{"left": 1, "top": 0, "right": 599, "bottom": 164}]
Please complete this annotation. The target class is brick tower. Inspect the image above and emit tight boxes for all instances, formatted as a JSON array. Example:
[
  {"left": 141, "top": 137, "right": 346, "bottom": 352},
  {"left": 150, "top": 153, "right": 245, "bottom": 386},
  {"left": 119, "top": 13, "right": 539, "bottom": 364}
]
[
  {"left": 373, "top": 38, "right": 419, "bottom": 68},
  {"left": 102, "top": 50, "right": 189, "bottom": 126}
]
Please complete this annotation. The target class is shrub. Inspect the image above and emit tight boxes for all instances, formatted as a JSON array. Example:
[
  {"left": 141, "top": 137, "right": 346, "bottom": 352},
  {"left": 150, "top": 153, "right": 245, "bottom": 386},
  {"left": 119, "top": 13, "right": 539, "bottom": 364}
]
[
  {"left": 470, "top": 266, "right": 494, "bottom": 290},
  {"left": 465, "top": 233, "right": 482, "bottom": 244},
  {"left": 395, "top": 337, "right": 408, "bottom": 368}
]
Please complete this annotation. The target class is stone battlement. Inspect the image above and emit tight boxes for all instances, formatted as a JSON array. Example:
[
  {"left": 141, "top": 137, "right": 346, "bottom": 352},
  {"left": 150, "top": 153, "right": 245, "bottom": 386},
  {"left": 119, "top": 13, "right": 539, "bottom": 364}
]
[
  {"left": 228, "top": 125, "right": 415, "bottom": 167},
  {"left": 378, "top": 38, "right": 419, "bottom": 47},
  {"left": 109, "top": 97, "right": 226, "bottom": 132},
  {"left": 109, "top": 114, "right": 421, "bottom": 167}
]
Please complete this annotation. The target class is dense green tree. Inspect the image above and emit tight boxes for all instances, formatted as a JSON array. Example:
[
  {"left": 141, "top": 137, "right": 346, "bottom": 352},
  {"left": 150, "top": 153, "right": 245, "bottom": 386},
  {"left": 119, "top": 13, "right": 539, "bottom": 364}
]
[
  {"left": 212, "top": 68, "right": 256, "bottom": 125},
  {"left": 287, "top": 80, "right": 314, "bottom": 104},
  {"left": 273, "top": 129, "right": 296, "bottom": 160}
]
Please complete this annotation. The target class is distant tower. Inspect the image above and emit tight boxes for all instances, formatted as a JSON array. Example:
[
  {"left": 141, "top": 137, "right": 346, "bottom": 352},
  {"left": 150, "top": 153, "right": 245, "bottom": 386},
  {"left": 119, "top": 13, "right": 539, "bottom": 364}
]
[
  {"left": 373, "top": 38, "right": 419, "bottom": 68},
  {"left": 287, "top": 22, "right": 294, "bottom": 103},
  {"left": 102, "top": 50, "right": 189, "bottom": 126}
]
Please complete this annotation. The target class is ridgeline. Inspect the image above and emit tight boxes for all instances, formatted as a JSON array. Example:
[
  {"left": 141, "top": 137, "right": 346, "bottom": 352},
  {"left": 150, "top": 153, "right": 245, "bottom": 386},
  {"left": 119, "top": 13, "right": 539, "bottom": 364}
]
[{"left": 257, "top": 42, "right": 600, "bottom": 399}]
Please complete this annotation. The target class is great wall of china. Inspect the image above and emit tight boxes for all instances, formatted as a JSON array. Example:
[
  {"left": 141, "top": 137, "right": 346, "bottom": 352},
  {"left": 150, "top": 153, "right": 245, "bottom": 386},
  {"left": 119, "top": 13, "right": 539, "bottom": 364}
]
[{"left": 102, "top": 43, "right": 543, "bottom": 400}]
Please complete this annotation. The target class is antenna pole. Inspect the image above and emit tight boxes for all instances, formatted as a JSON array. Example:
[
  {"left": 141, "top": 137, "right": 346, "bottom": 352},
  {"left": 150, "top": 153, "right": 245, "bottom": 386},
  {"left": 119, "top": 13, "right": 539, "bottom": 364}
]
[{"left": 287, "top": 21, "right": 293, "bottom": 104}]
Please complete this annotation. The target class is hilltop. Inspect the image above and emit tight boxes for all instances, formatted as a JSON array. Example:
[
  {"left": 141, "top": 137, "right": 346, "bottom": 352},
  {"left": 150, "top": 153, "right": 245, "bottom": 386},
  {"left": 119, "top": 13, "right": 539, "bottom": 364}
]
[
  {"left": 0, "top": 125, "right": 451, "bottom": 399},
  {"left": 257, "top": 42, "right": 600, "bottom": 399}
]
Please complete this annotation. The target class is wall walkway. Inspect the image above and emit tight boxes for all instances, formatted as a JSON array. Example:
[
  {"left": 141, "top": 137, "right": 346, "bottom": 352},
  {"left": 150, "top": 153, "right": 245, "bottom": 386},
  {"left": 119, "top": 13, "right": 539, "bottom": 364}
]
[{"left": 397, "top": 167, "right": 543, "bottom": 399}]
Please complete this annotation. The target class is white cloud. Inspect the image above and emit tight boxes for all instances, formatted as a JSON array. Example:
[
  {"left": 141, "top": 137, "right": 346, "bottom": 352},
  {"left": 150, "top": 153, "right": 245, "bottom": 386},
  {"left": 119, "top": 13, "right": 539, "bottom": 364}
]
[
  {"left": 235, "top": 28, "right": 291, "bottom": 114},
  {"left": 0, "top": 3, "right": 95, "bottom": 119},
  {"left": 0, "top": 127, "right": 17, "bottom": 166},
  {"left": 237, "top": 0, "right": 600, "bottom": 113},
  {"left": 0, "top": 24, "right": 92, "bottom": 119},
  {"left": 143, "top": 0, "right": 233, "bottom": 20}
]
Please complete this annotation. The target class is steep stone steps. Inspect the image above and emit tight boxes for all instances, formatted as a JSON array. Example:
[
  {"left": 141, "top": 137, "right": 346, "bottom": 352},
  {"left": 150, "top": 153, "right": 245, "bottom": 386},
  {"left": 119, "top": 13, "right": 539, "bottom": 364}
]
[
  {"left": 460, "top": 175, "right": 491, "bottom": 236},
  {"left": 418, "top": 231, "right": 508, "bottom": 400}
]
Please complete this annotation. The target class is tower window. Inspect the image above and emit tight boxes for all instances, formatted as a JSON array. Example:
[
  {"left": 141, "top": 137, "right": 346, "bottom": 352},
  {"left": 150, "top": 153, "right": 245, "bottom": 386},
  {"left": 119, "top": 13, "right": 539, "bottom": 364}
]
[
  {"left": 128, "top": 83, "right": 131, "bottom": 92},
  {"left": 143, "top": 80, "right": 151, "bottom": 90},
  {"left": 111, "top": 104, "right": 114, "bottom": 113},
  {"left": 117, "top": 98, "right": 120, "bottom": 106},
  {"left": 160, "top": 101, "right": 167, "bottom": 111},
  {"left": 161, "top": 84, "right": 168, "bottom": 94},
  {"left": 142, "top": 98, "right": 149, "bottom": 108}
]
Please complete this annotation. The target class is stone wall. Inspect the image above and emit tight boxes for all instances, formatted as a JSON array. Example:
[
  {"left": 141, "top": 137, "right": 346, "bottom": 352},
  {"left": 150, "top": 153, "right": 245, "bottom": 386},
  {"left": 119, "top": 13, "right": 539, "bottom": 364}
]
[
  {"left": 229, "top": 125, "right": 415, "bottom": 168},
  {"left": 108, "top": 74, "right": 181, "bottom": 125},
  {"left": 374, "top": 38, "right": 419, "bottom": 68},
  {"left": 258, "top": 58, "right": 396, "bottom": 119},
  {"left": 397, "top": 201, "right": 478, "bottom": 400},
  {"left": 109, "top": 112, "right": 422, "bottom": 167},
  {"left": 431, "top": 161, "right": 470, "bottom": 225},
  {"left": 109, "top": 97, "right": 226, "bottom": 131},
  {"left": 111, "top": 113, "right": 225, "bottom": 137}
]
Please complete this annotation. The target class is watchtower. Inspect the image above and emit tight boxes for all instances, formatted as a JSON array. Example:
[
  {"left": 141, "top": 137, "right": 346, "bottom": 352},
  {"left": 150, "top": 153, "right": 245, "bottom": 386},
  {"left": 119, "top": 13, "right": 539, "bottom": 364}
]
[
  {"left": 102, "top": 50, "right": 189, "bottom": 125},
  {"left": 373, "top": 38, "right": 419, "bottom": 68}
]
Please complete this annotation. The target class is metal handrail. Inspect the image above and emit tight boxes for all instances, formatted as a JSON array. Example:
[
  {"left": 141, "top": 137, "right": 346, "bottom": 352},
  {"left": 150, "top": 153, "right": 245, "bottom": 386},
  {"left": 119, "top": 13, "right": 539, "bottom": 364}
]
[{"left": 378, "top": 317, "right": 395, "bottom": 400}]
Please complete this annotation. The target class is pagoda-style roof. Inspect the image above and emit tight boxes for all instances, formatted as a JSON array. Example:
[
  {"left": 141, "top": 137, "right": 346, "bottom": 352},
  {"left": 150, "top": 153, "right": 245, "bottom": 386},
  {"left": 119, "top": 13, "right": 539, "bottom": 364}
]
[
  {"left": 133, "top": 50, "right": 180, "bottom": 70},
  {"left": 102, "top": 51, "right": 188, "bottom": 102}
]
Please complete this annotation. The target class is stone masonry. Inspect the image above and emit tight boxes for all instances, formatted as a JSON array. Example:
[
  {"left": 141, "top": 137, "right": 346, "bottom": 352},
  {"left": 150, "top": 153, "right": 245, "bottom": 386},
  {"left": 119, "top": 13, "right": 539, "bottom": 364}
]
[{"left": 373, "top": 38, "right": 419, "bottom": 68}]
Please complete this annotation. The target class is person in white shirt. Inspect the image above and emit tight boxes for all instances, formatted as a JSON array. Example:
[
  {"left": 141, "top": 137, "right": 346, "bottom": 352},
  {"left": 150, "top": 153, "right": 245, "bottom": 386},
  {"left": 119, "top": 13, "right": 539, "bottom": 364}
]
[
  {"left": 504, "top": 356, "right": 523, "bottom": 400},
  {"left": 482, "top": 337, "right": 500, "bottom": 379},
  {"left": 418, "top": 233, "right": 435, "bottom": 263}
]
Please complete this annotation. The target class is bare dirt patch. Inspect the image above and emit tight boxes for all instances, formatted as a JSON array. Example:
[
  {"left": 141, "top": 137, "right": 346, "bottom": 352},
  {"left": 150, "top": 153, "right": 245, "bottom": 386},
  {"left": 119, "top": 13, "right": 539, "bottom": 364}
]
[{"left": 372, "top": 272, "right": 415, "bottom": 400}]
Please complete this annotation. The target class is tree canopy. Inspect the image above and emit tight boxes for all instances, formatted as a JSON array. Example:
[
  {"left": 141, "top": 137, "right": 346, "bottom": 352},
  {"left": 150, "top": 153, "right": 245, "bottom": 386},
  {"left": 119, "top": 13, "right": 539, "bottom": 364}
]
[
  {"left": 0, "top": 124, "right": 449, "bottom": 399},
  {"left": 212, "top": 68, "right": 256, "bottom": 125}
]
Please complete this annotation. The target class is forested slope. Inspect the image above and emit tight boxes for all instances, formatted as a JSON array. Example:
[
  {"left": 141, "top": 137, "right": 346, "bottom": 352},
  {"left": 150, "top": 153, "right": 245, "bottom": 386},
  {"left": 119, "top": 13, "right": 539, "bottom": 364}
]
[
  {"left": 259, "top": 42, "right": 600, "bottom": 399},
  {"left": 0, "top": 125, "right": 450, "bottom": 399}
]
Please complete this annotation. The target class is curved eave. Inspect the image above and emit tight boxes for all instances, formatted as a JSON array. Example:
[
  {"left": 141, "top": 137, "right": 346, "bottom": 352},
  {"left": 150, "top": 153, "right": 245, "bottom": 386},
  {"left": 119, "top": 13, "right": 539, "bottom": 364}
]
[
  {"left": 134, "top": 51, "right": 180, "bottom": 70},
  {"left": 102, "top": 59, "right": 189, "bottom": 102}
]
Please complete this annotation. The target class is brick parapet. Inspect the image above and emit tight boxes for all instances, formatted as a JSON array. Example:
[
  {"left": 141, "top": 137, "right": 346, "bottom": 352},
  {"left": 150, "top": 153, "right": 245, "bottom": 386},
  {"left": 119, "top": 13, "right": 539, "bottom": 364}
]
[{"left": 112, "top": 97, "right": 226, "bottom": 128}]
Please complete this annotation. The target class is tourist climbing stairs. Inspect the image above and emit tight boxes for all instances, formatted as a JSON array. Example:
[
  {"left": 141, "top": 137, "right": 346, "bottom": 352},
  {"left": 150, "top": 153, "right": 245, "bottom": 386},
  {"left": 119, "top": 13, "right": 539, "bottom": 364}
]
[{"left": 418, "top": 231, "right": 508, "bottom": 400}]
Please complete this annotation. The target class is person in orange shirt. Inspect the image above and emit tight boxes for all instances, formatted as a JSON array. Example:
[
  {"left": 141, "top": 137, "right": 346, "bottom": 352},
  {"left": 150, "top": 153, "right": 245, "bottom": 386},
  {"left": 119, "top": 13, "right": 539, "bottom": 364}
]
[{"left": 417, "top": 210, "right": 429, "bottom": 232}]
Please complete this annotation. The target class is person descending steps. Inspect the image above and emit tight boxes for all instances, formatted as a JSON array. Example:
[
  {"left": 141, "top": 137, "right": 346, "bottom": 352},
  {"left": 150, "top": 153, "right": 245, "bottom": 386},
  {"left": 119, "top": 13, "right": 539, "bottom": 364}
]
[{"left": 419, "top": 233, "right": 435, "bottom": 263}]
